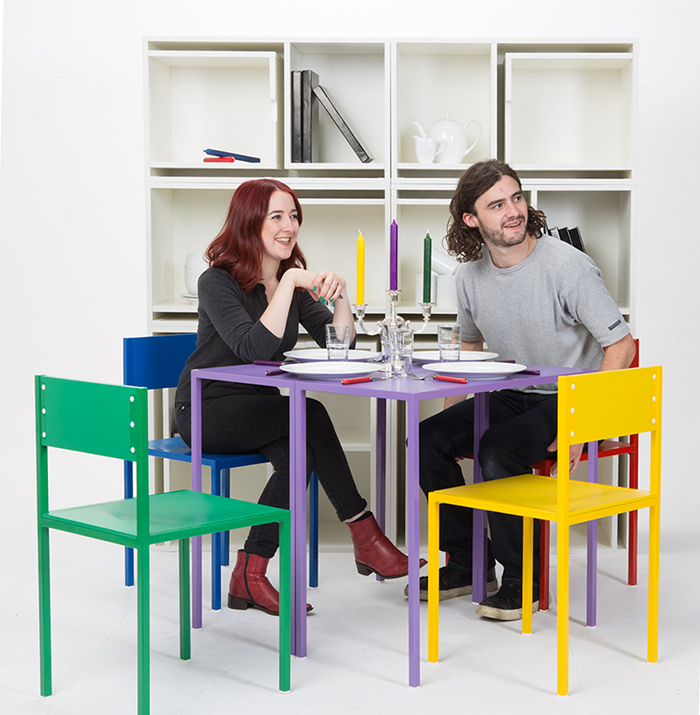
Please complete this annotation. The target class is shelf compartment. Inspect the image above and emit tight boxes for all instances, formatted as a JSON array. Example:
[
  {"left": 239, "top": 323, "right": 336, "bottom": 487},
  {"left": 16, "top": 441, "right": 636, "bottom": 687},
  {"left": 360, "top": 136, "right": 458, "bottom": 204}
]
[
  {"left": 286, "top": 42, "right": 388, "bottom": 168},
  {"left": 147, "top": 50, "right": 283, "bottom": 170},
  {"left": 297, "top": 200, "right": 387, "bottom": 309},
  {"left": 527, "top": 185, "right": 632, "bottom": 315},
  {"left": 395, "top": 198, "right": 453, "bottom": 308},
  {"left": 394, "top": 42, "right": 495, "bottom": 176},
  {"left": 504, "top": 53, "right": 635, "bottom": 171}
]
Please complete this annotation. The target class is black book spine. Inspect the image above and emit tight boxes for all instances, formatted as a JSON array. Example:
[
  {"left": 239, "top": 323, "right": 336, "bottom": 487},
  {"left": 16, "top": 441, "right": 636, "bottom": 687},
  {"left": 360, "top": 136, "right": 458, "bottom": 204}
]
[
  {"left": 558, "top": 227, "right": 573, "bottom": 246},
  {"left": 568, "top": 226, "right": 587, "bottom": 253},
  {"left": 312, "top": 85, "right": 373, "bottom": 163},
  {"left": 301, "top": 70, "right": 319, "bottom": 163},
  {"left": 291, "top": 71, "right": 303, "bottom": 163}
]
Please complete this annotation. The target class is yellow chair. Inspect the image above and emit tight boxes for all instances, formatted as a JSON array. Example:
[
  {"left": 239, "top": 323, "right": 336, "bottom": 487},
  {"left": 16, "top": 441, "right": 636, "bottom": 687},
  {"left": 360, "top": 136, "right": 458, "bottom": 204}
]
[{"left": 427, "top": 366, "right": 661, "bottom": 696}]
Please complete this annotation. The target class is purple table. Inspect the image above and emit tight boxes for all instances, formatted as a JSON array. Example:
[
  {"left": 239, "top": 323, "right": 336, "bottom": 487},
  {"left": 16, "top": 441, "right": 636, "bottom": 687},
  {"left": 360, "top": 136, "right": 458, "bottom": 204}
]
[{"left": 190, "top": 363, "right": 581, "bottom": 686}]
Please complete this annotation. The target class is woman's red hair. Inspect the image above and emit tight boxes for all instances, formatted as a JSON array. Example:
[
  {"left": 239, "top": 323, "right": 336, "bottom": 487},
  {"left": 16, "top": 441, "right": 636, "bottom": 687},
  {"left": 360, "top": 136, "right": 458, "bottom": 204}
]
[{"left": 206, "top": 179, "right": 307, "bottom": 292}]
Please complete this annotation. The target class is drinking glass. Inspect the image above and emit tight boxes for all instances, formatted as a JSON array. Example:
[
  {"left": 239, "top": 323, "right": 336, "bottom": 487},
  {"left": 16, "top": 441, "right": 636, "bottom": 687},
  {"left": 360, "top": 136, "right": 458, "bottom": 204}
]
[
  {"left": 438, "top": 324, "right": 461, "bottom": 361},
  {"left": 393, "top": 327, "right": 414, "bottom": 375},
  {"left": 326, "top": 323, "right": 350, "bottom": 361}
]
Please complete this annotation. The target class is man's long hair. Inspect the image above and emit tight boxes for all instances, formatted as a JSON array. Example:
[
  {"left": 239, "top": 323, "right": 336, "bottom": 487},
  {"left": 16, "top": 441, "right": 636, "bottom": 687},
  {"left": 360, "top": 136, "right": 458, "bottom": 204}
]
[{"left": 445, "top": 160, "right": 547, "bottom": 262}]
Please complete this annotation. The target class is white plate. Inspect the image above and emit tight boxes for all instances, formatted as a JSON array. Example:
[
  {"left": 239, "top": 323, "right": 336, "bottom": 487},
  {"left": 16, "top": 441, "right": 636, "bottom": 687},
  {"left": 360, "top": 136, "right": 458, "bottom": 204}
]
[
  {"left": 284, "top": 348, "right": 380, "bottom": 362},
  {"left": 422, "top": 361, "right": 526, "bottom": 379},
  {"left": 412, "top": 350, "right": 498, "bottom": 363},
  {"left": 180, "top": 293, "right": 198, "bottom": 303},
  {"left": 280, "top": 362, "right": 379, "bottom": 380}
]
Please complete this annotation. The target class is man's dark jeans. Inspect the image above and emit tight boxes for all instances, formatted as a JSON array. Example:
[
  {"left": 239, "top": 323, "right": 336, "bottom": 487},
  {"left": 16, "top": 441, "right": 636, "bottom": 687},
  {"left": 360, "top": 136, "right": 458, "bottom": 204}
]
[{"left": 419, "top": 389, "right": 559, "bottom": 587}]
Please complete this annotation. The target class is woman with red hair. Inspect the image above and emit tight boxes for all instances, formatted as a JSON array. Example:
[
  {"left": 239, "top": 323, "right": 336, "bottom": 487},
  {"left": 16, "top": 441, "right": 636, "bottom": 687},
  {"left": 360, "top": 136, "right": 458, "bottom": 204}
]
[{"left": 175, "top": 179, "right": 416, "bottom": 615}]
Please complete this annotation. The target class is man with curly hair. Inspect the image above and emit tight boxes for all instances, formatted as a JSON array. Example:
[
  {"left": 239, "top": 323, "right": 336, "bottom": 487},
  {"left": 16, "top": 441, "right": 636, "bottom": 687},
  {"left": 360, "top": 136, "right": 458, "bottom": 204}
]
[{"left": 415, "top": 160, "right": 636, "bottom": 620}]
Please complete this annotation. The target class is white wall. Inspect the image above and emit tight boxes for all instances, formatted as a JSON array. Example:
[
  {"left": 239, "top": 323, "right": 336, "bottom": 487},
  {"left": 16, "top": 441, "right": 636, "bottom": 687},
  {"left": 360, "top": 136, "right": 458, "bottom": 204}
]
[{"left": 2, "top": 0, "right": 699, "bottom": 553}]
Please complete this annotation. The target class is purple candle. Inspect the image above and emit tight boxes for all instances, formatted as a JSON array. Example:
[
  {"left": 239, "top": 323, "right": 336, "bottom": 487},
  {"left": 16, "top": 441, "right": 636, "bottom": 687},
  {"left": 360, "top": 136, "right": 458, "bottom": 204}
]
[{"left": 390, "top": 220, "right": 398, "bottom": 290}]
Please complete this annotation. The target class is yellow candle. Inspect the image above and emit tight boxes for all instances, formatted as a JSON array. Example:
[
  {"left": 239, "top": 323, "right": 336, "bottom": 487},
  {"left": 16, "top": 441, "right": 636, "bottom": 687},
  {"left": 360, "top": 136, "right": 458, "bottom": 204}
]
[{"left": 356, "top": 230, "right": 365, "bottom": 305}]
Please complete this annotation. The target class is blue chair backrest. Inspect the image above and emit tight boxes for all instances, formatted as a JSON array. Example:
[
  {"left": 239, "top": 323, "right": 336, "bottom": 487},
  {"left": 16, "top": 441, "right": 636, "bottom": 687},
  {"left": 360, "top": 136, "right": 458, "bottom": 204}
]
[{"left": 124, "top": 334, "right": 197, "bottom": 390}]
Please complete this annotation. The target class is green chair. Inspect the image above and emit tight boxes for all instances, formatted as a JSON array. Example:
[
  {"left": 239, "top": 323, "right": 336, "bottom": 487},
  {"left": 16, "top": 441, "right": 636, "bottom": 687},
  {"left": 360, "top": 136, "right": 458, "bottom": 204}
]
[{"left": 36, "top": 376, "right": 291, "bottom": 714}]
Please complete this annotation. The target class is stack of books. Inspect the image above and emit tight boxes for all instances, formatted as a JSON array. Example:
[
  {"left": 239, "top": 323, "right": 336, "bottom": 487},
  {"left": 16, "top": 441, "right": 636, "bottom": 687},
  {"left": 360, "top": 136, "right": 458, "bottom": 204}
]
[{"left": 291, "top": 69, "right": 373, "bottom": 164}]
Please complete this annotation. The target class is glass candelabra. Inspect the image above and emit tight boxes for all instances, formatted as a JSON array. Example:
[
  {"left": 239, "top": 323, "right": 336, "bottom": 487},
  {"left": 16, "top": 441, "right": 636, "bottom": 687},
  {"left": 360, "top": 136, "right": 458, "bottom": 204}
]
[{"left": 353, "top": 290, "right": 434, "bottom": 376}]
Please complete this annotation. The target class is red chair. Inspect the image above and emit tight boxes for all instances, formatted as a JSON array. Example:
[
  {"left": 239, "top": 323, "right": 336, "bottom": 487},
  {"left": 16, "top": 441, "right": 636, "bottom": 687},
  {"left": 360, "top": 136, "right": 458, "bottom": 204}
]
[{"left": 535, "top": 337, "right": 640, "bottom": 609}]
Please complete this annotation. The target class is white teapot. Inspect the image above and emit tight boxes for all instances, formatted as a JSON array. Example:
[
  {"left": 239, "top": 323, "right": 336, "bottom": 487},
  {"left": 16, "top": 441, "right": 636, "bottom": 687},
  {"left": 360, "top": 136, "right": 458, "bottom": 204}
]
[{"left": 418, "top": 114, "right": 482, "bottom": 165}]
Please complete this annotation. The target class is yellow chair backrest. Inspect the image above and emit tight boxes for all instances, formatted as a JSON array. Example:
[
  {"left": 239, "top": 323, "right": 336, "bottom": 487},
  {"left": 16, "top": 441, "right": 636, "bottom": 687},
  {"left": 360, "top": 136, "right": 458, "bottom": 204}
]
[{"left": 558, "top": 366, "right": 662, "bottom": 448}]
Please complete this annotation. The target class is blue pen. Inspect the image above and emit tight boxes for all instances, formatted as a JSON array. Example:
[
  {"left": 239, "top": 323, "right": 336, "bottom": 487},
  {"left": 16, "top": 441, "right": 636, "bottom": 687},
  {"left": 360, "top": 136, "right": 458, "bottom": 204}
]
[{"left": 204, "top": 148, "right": 261, "bottom": 163}]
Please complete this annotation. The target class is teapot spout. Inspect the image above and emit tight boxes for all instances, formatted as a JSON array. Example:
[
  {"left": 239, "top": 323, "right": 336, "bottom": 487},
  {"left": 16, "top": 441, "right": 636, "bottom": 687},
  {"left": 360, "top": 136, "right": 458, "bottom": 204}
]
[{"left": 412, "top": 121, "right": 427, "bottom": 139}]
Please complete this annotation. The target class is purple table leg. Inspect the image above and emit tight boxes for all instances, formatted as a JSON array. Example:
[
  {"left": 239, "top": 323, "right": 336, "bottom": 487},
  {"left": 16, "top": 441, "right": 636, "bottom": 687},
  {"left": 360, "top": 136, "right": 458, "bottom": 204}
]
[
  {"left": 290, "top": 383, "right": 307, "bottom": 657},
  {"left": 587, "top": 440, "right": 599, "bottom": 627},
  {"left": 190, "top": 373, "right": 203, "bottom": 629},
  {"left": 472, "top": 392, "right": 490, "bottom": 603},
  {"left": 406, "top": 397, "right": 421, "bottom": 687},
  {"left": 375, "top": 399, "right": 387, "bottom": 583}
]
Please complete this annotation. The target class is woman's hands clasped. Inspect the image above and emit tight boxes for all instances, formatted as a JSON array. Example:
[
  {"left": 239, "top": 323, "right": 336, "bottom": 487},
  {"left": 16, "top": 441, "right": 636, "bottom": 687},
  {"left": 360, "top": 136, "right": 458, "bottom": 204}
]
[
  {"left": 283, "top": 268, "right": 347, "bottom": 307},
  {"left": 309, "top": 270, "right": 346, "bottom": 308}
]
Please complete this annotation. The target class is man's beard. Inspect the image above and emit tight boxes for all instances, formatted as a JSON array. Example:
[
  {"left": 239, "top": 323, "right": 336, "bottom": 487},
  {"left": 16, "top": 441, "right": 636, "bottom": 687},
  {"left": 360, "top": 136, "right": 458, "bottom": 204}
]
[{"left": 480, "top": 215, "right": 528, "bottom": 248}]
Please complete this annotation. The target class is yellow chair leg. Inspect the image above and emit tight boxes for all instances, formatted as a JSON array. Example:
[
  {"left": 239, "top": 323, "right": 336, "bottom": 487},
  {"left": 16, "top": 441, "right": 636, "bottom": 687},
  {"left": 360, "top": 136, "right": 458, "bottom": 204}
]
[
  {"left": 522, "top": 517, "right": 533, "bottom": 635},
  {"left": 557, "top": 523, "right": 570, "bottom": 696},
  {"left": 648, "top": 504, "right": 660, "bottom": 663},
  {"left": 428, "top": 495, "right": 441, "bottom": 663}
]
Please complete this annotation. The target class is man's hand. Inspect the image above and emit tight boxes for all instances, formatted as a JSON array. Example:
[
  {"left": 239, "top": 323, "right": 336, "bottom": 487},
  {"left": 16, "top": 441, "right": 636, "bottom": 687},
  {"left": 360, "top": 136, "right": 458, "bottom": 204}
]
[{"left": 546, "top": 438, "right": 584, "bottom": 476}]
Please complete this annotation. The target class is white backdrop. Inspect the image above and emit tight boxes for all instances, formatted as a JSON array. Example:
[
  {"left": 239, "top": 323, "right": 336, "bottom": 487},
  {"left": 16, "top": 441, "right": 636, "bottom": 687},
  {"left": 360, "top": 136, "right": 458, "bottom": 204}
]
[{"left": 2, "top": 0, "right": 699, "bottom": 559}]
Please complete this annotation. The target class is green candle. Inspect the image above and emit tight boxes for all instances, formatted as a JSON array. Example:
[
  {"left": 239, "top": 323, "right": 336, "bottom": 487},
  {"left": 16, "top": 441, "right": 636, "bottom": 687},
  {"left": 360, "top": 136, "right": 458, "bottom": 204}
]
[{"left": 423, "top": 231, "right": 432, "bottom": 303}]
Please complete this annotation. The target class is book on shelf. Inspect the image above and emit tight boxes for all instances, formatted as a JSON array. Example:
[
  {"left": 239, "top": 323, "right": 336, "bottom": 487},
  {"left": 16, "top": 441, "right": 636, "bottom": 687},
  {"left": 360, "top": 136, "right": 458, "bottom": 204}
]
[
  {"left": 291, "top": 70, "right": 303, "bottom": 162},
  {"left": 312, "top": 84, "right": 373, "bottom": 164},
  {"left": 557, "top": 226, "right": 573, "bottom": 246},
  {"left": 568, "top": 226, "right": 586, "bottom": 253},
  {"left": 291, "top": 69, "right": 319, "bottom": 163}
]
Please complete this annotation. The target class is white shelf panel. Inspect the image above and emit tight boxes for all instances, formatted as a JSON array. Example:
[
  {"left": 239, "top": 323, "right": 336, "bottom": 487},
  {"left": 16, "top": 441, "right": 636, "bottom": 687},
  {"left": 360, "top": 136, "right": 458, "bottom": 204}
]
[
  {"left": 151, "top": 162, "right": 279, "bottom": 171},
  {"left": 149, "top": 317, "right": 199, "bottom": 333},
  {"left": 153, "top": 299, "right": 198, "bottom": 313},
  {"left": 288, "top": 163, "right": 386, "bottom": 171}
]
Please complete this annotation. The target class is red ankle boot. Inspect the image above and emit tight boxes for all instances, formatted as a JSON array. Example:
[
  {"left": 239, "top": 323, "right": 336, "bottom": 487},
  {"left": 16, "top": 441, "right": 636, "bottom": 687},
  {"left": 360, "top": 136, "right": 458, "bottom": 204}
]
[
  {"left": 228, "top": 550, "right": 312, "bottom": 615},
  {"left": 347, "top": 513, "right": 426, "bottom": 579}
]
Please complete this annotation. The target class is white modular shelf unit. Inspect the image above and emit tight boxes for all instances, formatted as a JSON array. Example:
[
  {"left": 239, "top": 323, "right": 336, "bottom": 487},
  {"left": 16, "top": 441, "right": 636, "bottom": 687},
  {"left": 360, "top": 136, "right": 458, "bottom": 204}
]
[{"left": 144, "top": 38, "right": 637, "bottom": 547}]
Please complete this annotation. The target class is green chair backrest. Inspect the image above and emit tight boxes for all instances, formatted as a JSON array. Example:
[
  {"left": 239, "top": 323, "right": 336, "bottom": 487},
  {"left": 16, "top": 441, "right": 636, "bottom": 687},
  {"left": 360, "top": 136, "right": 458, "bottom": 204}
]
[
  {"left": 36, "top": 376, "right": 149, "bottom": 461},
  {"left": 35, "top": 376, "right": 151, "bottom": 522}
]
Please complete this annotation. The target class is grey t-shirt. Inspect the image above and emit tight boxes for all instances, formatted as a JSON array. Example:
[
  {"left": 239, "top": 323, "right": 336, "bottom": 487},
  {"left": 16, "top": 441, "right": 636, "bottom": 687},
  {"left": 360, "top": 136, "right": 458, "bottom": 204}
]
[{"left": 456, "top": 234, "right": 630, "bottom": 391}]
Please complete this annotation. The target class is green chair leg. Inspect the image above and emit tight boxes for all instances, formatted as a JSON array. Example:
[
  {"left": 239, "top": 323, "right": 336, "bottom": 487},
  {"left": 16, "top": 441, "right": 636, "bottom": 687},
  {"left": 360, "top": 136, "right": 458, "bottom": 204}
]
[
  {"left": 137, "top": 547, "right": 150, "bottom": 715},
  {"left": 38, "top": 525, "right": 52, "bottom": 697},
  {"left": 278, "top": 516, "right": 291, "bottom": 692},
  {"left": 179, "top": 539, "right": 191, "bottom": 661}
]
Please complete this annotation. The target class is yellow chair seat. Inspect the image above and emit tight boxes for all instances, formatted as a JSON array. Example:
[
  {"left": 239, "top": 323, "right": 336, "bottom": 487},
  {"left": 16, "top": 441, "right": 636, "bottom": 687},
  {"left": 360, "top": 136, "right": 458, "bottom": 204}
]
[{"left": 435, "top": 474, "right": 655, "bottom": 525}]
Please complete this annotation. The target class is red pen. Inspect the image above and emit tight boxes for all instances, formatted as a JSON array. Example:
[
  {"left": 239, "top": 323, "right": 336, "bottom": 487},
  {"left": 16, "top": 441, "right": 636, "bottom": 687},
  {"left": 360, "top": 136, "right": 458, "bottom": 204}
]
[
  {"left": 341, "top": 376, "right": 372, "bottom": 385},
  {"left": 204, "top": 156, "right": 235, "bottom": 162},
  {"left": 265, "top": 368, "right": 286, "bottom": 376},
  {"left": 434, "top": 375, "right": 468, "bottom": 384}
]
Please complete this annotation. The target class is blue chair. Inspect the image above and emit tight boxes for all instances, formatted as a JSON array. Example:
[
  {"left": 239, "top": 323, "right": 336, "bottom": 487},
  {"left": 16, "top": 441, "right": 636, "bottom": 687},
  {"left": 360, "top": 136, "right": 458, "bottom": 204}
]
[{"left": 123, "top": 335, "right": 320, "bottom": 628}]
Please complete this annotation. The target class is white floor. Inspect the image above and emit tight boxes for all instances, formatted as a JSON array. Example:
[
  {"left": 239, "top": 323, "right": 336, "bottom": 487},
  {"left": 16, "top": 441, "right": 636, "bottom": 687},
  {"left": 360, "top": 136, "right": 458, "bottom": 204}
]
[{"left": 3, "top": 531, "right": 698, "bottom": 715}]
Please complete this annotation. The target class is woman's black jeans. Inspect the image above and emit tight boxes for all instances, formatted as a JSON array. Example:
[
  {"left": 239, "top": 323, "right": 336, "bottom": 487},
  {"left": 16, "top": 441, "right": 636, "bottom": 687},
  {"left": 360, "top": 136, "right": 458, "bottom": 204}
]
[
  {"left": 419, "top": 389, "right": 559, "bottom": 588},
  {"left": 176, "top": 394, "right": 367, "bottom": 559}
]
